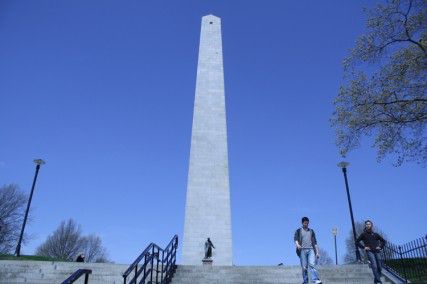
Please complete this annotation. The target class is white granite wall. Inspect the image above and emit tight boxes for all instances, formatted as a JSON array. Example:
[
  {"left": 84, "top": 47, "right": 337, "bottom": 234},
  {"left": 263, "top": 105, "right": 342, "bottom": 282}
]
[{"left": 182, "top": 14, "right": 233, "bottom": 266}]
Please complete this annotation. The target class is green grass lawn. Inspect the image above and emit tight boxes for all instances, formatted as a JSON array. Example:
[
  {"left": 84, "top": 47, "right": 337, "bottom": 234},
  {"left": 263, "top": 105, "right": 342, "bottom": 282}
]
[
  {"left": 0, "top": 254, "right": 67, "bottom": 262},
  {"left": 385, "top": 258, "right": 427, "bottom": 283}
]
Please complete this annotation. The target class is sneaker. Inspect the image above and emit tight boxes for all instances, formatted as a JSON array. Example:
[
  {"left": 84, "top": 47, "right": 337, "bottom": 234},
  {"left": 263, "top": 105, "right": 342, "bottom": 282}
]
[{"left": 314, "top": 280, "right": 322, "bottom": 284}]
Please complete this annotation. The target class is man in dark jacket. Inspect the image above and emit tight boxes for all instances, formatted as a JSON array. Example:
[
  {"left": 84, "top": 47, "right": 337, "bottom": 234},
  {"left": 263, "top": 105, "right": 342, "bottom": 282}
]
[
  {"left": 356, "top": 220, "right": 386, "bottom": 284},
  {"left": 75, "top": 253, "right": 85, "bottom": 262},
  {"left": 294, "top": 217, "right": 322, "bottom": 284}
]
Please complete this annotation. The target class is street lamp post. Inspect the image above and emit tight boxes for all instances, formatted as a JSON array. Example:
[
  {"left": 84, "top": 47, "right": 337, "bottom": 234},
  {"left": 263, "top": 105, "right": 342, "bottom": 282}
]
[
  {"left": 332, "top": 227, "right": 338, "bottom": 265},
  {"left": 15, "top": 159, "right": 45, "bottom": 257},
  {"left": 337, "top": 161, "right": 361, "bottom": 262}
]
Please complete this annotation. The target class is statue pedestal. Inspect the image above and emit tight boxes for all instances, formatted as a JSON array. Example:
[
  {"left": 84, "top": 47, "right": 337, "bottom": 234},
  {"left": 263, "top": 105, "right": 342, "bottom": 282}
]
[{"left": 202, "top": 258, "right": 213, "bottom": 266}]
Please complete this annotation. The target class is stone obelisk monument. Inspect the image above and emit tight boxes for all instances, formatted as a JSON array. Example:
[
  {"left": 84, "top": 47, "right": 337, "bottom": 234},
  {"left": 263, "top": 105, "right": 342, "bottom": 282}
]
[{"left": 182, "top": 15, "right": 232, "bottom": 266}]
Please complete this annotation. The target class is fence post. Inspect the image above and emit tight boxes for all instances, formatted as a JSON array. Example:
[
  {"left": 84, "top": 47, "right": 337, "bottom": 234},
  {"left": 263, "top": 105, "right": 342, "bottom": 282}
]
[
  {"left": 160, "top": 250, "right": 165, "bottom": 284},
  {"left": 424, "top": 235, "right": 427, "bottom": 257},
  {"left": 398, "top": 245, "right": 408, "bottom": 283},
  {"left": 150, "top": 246, "right": 155, "bottom": 284},
  {"left": 155, "top": 248, "right": 160, "bottom": 284}
]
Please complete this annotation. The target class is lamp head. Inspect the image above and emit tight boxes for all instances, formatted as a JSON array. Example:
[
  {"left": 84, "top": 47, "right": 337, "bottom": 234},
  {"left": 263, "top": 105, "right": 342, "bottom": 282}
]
[
  {"left": 34, "top": 159, "right": 46, "bottom": 166},
  {"left": 332, "top": 227, "right": 338, "bottom": 236},
  {"left": 337, "top": 161, "right": 349, "bottom": 168}
]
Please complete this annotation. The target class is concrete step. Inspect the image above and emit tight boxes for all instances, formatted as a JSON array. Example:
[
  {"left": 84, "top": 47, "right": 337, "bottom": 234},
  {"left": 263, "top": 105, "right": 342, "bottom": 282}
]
[
  {"left": 0, "top": 260, "right": 128, "bottom": 284},
  {"left": 171, "top": 265, "right": 393, "bottom": 284},
  {"left": 0, "top": 261, "right": 394, "bottom": 284}
]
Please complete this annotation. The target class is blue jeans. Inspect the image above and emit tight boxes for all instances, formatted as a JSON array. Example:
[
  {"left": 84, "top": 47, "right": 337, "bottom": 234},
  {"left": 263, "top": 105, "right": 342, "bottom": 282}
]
[
  {"left": 300, "top": 248, "right": 320, "bottom": 283},
  {"left": 367, "top": 250, "right": 382, "bottom": 283}
]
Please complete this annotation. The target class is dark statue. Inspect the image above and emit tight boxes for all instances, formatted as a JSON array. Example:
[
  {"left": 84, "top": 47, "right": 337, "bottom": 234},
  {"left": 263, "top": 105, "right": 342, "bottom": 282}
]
[{"left": 204, "top": 238, "right": 215, "bottom": 259}]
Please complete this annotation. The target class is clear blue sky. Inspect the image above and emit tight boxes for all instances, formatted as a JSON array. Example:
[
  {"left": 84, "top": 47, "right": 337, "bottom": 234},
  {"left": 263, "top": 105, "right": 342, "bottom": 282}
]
[{"left": 0, "top": 1, "right": 425, "bottom": 265}]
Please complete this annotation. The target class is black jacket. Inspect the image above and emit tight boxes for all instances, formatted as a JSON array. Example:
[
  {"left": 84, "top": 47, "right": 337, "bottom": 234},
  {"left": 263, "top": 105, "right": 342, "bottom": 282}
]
[{"left": 356, "top": 230, "right": 386, "bottom": 252}]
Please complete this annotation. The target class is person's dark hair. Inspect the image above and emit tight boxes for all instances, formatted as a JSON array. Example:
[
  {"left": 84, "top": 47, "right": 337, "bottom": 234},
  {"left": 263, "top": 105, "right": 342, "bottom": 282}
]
[
  {"left": 365, "top": 220, "right": 373, "bottom": 224},
  {"left": 301, "top": 217, "right": 309, "bottom": 223}
]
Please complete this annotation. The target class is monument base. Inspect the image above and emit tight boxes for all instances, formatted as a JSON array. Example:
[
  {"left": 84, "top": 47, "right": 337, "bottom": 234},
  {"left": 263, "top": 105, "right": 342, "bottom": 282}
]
[{"left": 202, "top": 258, "right": 213, "bottom": 266}]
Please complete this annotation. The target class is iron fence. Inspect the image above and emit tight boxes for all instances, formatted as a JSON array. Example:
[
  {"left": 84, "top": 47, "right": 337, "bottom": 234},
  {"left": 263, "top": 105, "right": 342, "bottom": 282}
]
[
  {"left": 381, "top": 235, "right": 427, "bottom": 283},
  {"left": 123, "top": 235, "right": 178, "bottom": 284},
  {"left": 61, "top": 269, "right": 92, "bottom": 284}
]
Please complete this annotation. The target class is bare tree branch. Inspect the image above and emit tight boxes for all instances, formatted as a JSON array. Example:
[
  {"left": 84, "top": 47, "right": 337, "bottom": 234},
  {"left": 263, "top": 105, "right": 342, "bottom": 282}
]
[
  {"left": 0, "top": 184, "right": 28, "bottom": 254},
  {"left": 36, "top": 219, "right": 109, "bottom": 262}
]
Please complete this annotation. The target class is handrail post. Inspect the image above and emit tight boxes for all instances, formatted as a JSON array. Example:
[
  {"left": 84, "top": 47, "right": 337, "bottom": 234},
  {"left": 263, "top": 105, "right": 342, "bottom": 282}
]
[
  {"left": 160, "top": 250, "right": 165, "bottom": 283},
  {"left": 165, "top": 247, "right": 170, "bottom": 282},
  {"left": 155, "top": 248, "right": 160, "bottom": 284},
  {"left": 143, "top": 253, "right": 147, "bottom": 282},
  {"left": 150, "top": 245, "right": 154, "bottom": 284}
]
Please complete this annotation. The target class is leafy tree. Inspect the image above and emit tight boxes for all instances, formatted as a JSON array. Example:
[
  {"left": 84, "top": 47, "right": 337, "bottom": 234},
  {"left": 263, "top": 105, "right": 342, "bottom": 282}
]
[
  {"left": 332, "top": 0, "right": 426, "bottom": 166},
  {"left": 344, "top": 221, "right": 387, "bottom": 263},
  {"left": 36, "top": 219, "right": 109, "bottom": 262},
  {"left": 317, "top": 247, "right": 334, "bottom": 265},
  {"left": 0, "top": 184, "right": 28, "bottom": 254}
]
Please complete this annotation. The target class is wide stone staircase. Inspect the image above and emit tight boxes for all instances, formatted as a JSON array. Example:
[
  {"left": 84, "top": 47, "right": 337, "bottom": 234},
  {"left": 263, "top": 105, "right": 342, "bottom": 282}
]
[
  {"left": 0, "top": 260, "right": 395, "bottom": 284},
  {"left": 0, "top": 260, "right": 126, "bottom": 283},
  {"left": 172, "top": 265, "right": 393, "bottom": 284}
]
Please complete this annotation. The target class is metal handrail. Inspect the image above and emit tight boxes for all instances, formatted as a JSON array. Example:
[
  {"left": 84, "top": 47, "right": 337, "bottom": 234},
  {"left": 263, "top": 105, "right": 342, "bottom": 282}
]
[
  {"left": 61, "top": 269, "right": 92, "bottom": 284},
  {"left": 381, "top": 235, "right": 427, "bottom": 283},
  {"left": 123, "top": 235, "right": 178, "bottom": 284}
]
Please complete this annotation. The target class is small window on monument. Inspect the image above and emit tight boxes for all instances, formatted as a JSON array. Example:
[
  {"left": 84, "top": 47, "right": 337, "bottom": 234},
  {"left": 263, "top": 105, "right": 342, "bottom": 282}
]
[{"left": 209, "top": 21, "right": 213, "bottom": 24}]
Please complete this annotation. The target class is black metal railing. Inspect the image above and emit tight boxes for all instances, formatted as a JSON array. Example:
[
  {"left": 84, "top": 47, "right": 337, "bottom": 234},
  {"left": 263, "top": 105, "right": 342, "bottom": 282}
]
[
  {"left": 61, "top": 269, "right": 92, "bottom": 284},
  {"left": 381, "top": 235, "right": 427, "bottom": 283},
  {"left": 123, "top": 235, "right": 178, "bottom": 284}
]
